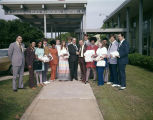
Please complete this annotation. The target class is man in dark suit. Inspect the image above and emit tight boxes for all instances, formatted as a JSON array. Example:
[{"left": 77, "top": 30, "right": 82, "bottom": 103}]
[
  {"left": 25, "top": 40, "right": 36, "bottom": 90},
  {"left": 117, "top": 33, "right": 129, "bottom": 90},
  {"left": 68, "top": 38, "right": 79, "bottom": 81},
  {"left": 78, "top": 40, "right": 87, "bottom": 83}
]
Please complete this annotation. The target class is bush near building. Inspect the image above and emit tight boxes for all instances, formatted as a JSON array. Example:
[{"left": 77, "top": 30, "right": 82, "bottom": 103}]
[{"left": 128, "top": 53, "right": 153, "bottom": 71}]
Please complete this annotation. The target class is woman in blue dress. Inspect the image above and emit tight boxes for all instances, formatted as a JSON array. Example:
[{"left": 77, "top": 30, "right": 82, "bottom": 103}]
[{"left": 35, "top": 40, "right": 45, "bottom": 87}]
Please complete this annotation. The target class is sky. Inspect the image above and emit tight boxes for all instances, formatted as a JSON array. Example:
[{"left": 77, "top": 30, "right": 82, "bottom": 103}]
[{"left": 0, "top": 0, "right": 126, "bottom": 29}]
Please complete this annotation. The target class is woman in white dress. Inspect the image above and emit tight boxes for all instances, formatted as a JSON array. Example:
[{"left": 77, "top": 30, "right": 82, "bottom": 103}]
[{"left": 57, "top": 41, "right": 71, "bottom": 81}]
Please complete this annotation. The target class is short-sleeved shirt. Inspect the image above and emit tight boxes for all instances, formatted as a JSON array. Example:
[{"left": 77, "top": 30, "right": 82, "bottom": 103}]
[
  {"left": 35, "top": 48, "right": 44, "bottom": 59},
  {"left": 35, "top": 47, "right": 44, "bottom": 71}
]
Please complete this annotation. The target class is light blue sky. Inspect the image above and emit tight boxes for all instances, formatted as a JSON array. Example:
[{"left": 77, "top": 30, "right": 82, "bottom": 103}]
[{"left": 0, "top": 0, "right": 125, "bottom": 29}]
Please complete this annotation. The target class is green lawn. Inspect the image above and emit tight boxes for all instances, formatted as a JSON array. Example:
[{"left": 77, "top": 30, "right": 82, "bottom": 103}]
[
  {"left": 0, "top": 75, "right": 42, "bottom": 120},
  {"left": 90, "top": 65, "right": 153, "bottom": 120}
]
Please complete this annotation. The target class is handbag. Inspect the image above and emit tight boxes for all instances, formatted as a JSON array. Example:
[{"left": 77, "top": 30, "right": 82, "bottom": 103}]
[
  {"left": 33, "top": 60, "right": 42, "bottom": 70},
  {"left": 96, "top": 60, "right": 106, "bottom": 67}
]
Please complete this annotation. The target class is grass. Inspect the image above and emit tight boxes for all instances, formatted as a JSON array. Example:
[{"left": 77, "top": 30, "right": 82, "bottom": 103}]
[
  {"left": 90, "top": 65, "right": 153, "bottom": 120},
  {"left": 0, "top": 75, "right": 42, "bottom": 120}
]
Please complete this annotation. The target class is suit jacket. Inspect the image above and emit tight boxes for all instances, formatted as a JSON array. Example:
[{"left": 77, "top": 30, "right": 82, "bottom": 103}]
[
  {"left": 117, "top": 40, "right": 129, "bottom": 64},
  {"left": 25, "top": 47, "right": 35, "bottom": 67},
  {"left": 78, "top": 44, "right": 87, "bottom": 58},
  {"left": 68, "top": 44, "right": 78, "bottom": 62},
  {"left": 107, "top": 40, "right": 119, "bottom": 64},
  {"left": 8, "top": 42, "right": 25, "bottom": 66}
]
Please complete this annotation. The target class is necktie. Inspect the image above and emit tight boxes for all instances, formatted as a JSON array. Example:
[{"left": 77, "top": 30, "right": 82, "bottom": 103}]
[
  {"left": 80, "top": 46, "right": 84, "bottom": 57},
  {"left": 19, "top": 43, "right": 22, "bottom": 52},
  {"left": 108, "top": 43, "right": 112, "bottom": 51},
  {"left": 119, "top": 42, "right": 121, "bottom": 47},
  {"left": 79, "top": 46, "right": 82, "bottom": 57},
  {"left": 74, "top": 44, "right": 78, "bottom": 51}
]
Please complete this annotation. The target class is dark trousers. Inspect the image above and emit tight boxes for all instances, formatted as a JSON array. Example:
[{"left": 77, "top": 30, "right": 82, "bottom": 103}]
[
  {"left": 69, "top": 60, "right": 78, "bottom": 80},
  {"left": 118, "top": 63, "right": 126, "bottom": 87},
  {"left": 109, "top": 64, "right": 118, "bottom": 84},
  {"left": 28, "top": 67, "right": 35, "bottom": 88},
  {"left": 42, "top": 63, "right": 48, "bottom": 82},
  {"left": 97, "top": 67, "right": 105, "bottom": 86},
  {"left": 79, "top": 57, "right": 86, "bottom": 82}
]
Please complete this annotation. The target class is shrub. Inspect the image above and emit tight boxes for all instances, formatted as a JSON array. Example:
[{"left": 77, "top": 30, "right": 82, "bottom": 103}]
[{"left": 128, "top": 53, "right": 153, "bottom": 71}]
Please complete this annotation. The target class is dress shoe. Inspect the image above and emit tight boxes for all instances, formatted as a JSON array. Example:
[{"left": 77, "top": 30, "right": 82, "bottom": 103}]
[
  {"left": 119, "top": 87, "right": 126, "bottom": 90},
  {"left": 112, "top": 84, "right": 118, "bottom": 87},
  {"left": 31, "top": 87, "right": 36, "bottom": 90},
  {"left": 43, "top": 81, "right": 49, "bottom": 85},
  {"left": 107, "top": 82, "right": 112, "bottom": 85},
  {"left": 13, "top": 89, "right": 18, "bottom": 92},
  {"left": 18, "top": 88, "right": 26, "bottom": 89},
  {"left": 85, "top": 81, "right": 88, "bottom": 84},
  {"left": 37, "top": 84, "right": 41, "bottom": 87}
]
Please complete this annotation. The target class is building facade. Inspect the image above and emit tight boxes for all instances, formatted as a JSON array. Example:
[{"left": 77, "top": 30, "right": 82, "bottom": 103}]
[{"left": 103, "top": 0, "right": 153, "bottom": 56}]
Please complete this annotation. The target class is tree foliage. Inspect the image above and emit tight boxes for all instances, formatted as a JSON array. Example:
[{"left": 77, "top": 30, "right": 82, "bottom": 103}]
[{"left": 0, "top": 19, "right": 44, "bottom": 48}]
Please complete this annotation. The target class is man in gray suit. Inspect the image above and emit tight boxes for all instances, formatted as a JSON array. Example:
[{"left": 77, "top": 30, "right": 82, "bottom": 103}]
[
  {"left": 107, "top": 34, "right": 119, "bottom": 87},
  {"left": 8, "top": 35, "right": 25, "bottom": 92}
]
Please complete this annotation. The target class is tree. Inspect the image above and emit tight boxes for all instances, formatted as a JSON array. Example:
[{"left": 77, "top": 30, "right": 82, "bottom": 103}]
[{"left": 0, "top": 19, "right": 44, "bottom": 48}]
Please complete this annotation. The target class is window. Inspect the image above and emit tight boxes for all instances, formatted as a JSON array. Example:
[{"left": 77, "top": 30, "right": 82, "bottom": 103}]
[
  {"left": 0, "top": 50, "right": 8, "bottom": 57},
  {"left": 143, "top": 18, "right": 151, "bottom": 56}
]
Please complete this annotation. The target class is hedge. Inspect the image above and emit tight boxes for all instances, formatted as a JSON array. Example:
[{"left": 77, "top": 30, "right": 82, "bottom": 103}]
[{"left": 128, "top": 53, "right": 153, "bottom": 71}]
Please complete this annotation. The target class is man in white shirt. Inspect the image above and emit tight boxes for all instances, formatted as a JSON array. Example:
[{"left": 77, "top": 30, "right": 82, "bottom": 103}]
[{"left": 78, "top": 40, "right": 87, "bottom": 83}]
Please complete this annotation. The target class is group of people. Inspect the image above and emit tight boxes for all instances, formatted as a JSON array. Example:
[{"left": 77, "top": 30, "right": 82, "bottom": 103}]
[{"left": 8, "top": 33, "right": 129, "bottom": 92}]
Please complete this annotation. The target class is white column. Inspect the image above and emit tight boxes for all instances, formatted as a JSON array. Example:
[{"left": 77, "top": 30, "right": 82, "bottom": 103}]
[
  {"left": 118, "top": 14, "right": 121, "bottom": 28},
  {"left": 55, "top": 27, "right": 57, "bottom": 39},
  {"left": 44, "top": 14, "right": 47, "bottom": 38},
  {"left": 81, "top": 18, "right": 84, "bottom": 40},
  {"left": 139, "top": 0, "right": 143, "bottom": 54},
  {"left": 126, "top": 7, "right": 130, "bottom": 43},
  {"left": 51, "top": 25, "right": 53, "bottom": 38},
  {"left": 84, "top": 11, "right": 87, "bottom": 34}
]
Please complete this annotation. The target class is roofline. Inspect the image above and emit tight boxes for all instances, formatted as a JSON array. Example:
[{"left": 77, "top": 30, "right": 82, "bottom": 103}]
[
  {"left": 103, "top": 0, "right": 131, "bottom": 23},
  {"left": 0, "top": 0, "right": 87, "bottom": 5}
]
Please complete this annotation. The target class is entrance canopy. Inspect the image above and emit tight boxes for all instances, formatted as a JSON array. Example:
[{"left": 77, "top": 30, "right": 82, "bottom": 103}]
[{"left": 0, "top": 0, "right": 87, "bottom": 37}]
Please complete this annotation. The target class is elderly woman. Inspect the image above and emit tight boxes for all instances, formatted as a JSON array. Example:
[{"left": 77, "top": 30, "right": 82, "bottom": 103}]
[{"left": 49, "top": 40, "right": 58, "bottom": 81}]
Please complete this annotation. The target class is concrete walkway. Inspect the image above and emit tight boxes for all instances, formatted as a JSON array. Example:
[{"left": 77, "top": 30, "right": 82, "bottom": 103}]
[
  {"left": 0, "top": 72, "right": 29, "bottom": 82},
  {"left": 21, "top": 80, "right": 104, "bottom": 120}
]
